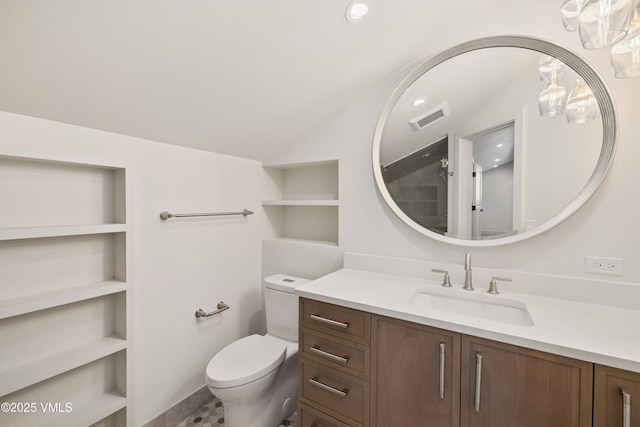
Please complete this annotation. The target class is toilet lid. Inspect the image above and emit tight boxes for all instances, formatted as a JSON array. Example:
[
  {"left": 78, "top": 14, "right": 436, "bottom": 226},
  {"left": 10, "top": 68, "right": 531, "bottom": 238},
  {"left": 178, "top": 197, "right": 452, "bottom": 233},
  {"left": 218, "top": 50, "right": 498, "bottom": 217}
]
[{"left": 206, "top": 334, "right": 286, "bottom": 389}]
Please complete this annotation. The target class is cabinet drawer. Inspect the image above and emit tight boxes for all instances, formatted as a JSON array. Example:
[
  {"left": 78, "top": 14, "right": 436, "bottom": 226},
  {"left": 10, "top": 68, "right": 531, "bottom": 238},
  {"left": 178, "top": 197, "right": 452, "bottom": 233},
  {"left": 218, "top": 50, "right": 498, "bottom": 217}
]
[
  {"left": 300, "top": 327, "right": 370, "bottom": 379},
  {"left": 300, "top": 298, "right": 370, "bottom": 345},
  {"left": 299, "top": 357, "right": 369, "bottom": 426},
  {"left": 298, "top": 402, "right": 354, "bottom": 427}
]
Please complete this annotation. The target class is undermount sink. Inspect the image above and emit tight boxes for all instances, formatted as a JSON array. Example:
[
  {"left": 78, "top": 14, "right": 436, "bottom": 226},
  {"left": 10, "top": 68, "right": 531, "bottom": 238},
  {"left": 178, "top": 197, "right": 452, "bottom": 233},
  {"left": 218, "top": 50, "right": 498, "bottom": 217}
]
[{"left": 410, "top": 286, "right": 534, "bottom": 327}]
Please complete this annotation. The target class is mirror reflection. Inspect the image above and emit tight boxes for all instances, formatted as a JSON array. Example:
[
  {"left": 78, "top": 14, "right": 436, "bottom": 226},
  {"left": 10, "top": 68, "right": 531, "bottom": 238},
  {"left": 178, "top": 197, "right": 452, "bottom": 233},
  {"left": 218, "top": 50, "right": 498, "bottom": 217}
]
[{"left": 379, "top": 47, "right": 603, "bottom": 241}]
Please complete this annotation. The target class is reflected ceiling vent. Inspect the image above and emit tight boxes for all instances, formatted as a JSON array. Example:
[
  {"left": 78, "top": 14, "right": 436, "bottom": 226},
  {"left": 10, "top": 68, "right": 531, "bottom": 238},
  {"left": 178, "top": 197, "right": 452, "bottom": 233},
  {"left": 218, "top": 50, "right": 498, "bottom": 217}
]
[{"left": 409, "top": 103, "right": 449, "bottom": 131}]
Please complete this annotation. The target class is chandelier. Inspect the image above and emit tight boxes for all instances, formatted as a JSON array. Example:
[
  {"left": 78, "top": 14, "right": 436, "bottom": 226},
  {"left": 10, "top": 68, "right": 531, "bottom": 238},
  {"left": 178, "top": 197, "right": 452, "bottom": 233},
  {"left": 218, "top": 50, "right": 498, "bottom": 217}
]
[{"left": 561, "top": 0, "right": 640, "bottom": 78}]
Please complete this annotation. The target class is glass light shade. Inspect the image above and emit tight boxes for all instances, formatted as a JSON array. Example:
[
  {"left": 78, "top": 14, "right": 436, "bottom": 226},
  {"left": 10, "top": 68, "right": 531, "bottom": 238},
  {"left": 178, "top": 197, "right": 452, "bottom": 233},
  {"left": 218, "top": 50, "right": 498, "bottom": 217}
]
[
  {"left": 611, "top": 34, "right": 640, "bottom": 76},
  {"left": 611, "top": 8, "right": 640, "bottom": 77},
  {"left": 579, "top": 0, "right": 633, "bottom": 49},
  {"left": 538, "top": 80, "right": 567, "bottom": 117},
  {"left": 566, "top": 79, "right": 599, "bottom": 123},
  {"left": 538, "top": 55, "right": 568, "bottom": 82},
  {"left": 562, "top": 0, "right": 588, "bottom": 31}
]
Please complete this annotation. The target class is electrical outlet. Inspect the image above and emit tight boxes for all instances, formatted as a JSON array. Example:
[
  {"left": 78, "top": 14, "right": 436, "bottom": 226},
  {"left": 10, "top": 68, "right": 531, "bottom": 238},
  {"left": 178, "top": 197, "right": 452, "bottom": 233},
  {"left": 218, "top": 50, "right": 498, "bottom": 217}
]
[{"left": 586, "top": 256, "right": 623, "bottom": 275}]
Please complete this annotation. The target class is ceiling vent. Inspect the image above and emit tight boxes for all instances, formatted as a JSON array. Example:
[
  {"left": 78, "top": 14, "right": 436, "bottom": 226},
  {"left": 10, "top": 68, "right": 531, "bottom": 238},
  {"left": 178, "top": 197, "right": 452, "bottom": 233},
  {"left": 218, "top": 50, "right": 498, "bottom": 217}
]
[{"left": 409, "top": 103, "right": 449, "bottom": 131}]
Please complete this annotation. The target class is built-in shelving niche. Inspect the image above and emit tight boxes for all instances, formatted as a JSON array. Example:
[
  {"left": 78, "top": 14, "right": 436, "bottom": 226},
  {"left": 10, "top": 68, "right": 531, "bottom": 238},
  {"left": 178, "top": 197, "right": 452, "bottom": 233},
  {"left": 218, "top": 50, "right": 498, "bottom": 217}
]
[
  {"left": 1, "top": 351, "right": 127, "bottom": 427},
  {"left": 0, "top": 233, "right": 126, "bottom": 311},
  {"left": 262, "top": 160, "right": 339, "bottom": 245},
  {"left": 0, "top": 149, "right": 130, "bottom": 426}
]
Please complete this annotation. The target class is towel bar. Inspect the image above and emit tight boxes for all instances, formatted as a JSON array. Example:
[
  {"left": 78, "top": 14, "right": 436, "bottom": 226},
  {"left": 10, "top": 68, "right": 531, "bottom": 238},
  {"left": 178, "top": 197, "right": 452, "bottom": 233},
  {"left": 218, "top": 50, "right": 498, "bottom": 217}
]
[{"left": 160, "top": 210, "right": 253, "bottom": 220}]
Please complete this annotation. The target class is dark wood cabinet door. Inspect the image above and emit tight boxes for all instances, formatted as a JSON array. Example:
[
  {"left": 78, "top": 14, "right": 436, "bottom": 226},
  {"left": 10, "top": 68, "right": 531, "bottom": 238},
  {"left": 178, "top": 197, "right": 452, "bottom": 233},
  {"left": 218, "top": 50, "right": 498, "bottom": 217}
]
[
  {"left": 371, "top": 315, "right": 461, "bottom": 427},
  {"left": 460, "top": 335, "right": 593, "bottom": 427},
  {"left": 594, "top": 364, "right": 640, "bottom": 427}
]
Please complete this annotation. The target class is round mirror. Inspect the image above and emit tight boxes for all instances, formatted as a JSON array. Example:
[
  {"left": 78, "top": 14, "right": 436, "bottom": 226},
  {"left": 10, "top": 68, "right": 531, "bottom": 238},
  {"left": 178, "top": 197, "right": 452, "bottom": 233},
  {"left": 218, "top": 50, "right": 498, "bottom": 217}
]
[{"left": 372, "top": 36, "right": 617, "bottom": 247}]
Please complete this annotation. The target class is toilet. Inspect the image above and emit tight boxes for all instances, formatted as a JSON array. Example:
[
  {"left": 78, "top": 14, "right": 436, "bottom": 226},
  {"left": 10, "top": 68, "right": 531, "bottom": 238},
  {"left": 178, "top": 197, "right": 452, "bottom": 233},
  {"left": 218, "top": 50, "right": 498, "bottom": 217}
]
[{"left": 205, "top": 274, "right": 309, "bottom": 427}]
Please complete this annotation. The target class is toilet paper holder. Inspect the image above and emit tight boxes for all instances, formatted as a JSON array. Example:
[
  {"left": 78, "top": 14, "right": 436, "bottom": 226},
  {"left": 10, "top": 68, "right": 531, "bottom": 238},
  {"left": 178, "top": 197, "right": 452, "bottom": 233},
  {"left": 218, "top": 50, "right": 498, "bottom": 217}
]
[{"left": 195, "top": 301, "right": 229, "bottom": 318}]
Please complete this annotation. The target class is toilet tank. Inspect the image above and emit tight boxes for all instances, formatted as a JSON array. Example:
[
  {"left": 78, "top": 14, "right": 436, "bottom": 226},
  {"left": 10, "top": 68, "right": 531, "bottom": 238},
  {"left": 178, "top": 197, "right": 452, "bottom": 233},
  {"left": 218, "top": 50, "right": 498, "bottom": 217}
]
[{"left": 264, "top": 274, "right": 309, "bottom": 341}]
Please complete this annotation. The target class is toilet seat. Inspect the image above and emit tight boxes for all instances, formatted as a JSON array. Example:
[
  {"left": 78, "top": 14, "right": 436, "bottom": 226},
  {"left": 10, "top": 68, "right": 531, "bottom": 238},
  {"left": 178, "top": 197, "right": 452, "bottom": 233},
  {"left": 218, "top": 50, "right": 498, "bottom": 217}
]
[{"left": 206, "top": 334, "right": 286, "bottom": 389}]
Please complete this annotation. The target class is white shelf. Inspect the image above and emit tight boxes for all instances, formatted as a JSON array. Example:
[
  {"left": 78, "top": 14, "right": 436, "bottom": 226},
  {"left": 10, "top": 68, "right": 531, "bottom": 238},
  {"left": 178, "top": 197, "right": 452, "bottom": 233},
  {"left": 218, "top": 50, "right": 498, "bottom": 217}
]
[
  {"left": 262, "top": 160, "right": 339, "bottom": 244},
  {"left": 8, "top": 392, "right": 127, "bottom": 427},
  {"left": 263, "top": 237, "right": 339, "bottom": 247},
  {"left": 0, "top": 336, "right": 126, "bottom": 396},
  {"left": 61, "top": 392, "right": 127, "bottom": 427},
  {"left": 0, "top": 280, "right": 126, "bottom": 320},
  {"left": 262, "top": 159, "right": 338, "bottom": 169},
  {"left": 0, "top": 224, "right": 126, "bottom": 241},
  {"left": 262, "top": 199, "right": 339, "bottom": 206}
]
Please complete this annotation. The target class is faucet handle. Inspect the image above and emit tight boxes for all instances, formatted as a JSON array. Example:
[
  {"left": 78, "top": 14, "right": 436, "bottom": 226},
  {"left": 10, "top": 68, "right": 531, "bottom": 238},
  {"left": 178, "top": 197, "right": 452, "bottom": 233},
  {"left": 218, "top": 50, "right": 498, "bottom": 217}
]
[
  {"left": 432, "top": 269, "right": 452, "bottom": 288},
  {"left": 487, "top": 276, "right": 512, "bottom": 295}
]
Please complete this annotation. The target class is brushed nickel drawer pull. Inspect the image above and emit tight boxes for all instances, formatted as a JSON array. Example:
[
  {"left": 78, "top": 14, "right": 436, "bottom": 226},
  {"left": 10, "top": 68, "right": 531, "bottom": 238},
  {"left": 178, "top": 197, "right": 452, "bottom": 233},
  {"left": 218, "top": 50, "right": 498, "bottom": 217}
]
[
  {"left": 622, "top": 389, "right": 631, "bottom": 427},
  {"left": 310, "top": 314, "right": 350, "bottom": 329},
  {"left": 309, "top": 376, "right": 349, "bottom": 398},
  {"left": 439, "top": 342, "right": 445, "bottom": 399},
  {"left": 310, "top": 345, "right": 350, "bottom": 364},
  {"left": 475, "top": 352, "right": 483, "bottom": 412}
]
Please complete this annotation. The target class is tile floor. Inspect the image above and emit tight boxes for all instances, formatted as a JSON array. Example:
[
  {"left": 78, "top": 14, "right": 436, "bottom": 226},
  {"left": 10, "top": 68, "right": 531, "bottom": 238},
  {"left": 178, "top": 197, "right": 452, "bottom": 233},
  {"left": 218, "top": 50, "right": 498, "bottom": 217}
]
[{"left": 176, "top": 397, "right": 296, "bottom": 427}]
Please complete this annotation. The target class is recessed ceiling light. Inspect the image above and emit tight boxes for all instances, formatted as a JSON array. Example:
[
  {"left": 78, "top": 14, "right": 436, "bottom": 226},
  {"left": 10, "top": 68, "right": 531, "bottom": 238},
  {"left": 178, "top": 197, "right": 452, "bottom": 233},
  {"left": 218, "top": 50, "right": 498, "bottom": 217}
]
[
  {"left": 412, "top": 98, "right": 426, "bottom": 107},
  {"left": 346, "top": 0, "right": 369, "bottom": 23},
  {"left": 494, "top": 158, "right": 500, "bottom": 162},
  {"left": 496, "top": 143, "right": 504, "bottom": 148}
]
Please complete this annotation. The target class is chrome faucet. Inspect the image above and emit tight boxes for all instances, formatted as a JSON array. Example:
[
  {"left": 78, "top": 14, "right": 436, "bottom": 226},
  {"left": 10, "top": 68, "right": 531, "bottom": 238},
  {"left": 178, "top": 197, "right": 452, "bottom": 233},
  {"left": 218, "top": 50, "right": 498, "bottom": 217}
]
[{"left": 463, "top": 252, "right": 474, "bottom": 291}]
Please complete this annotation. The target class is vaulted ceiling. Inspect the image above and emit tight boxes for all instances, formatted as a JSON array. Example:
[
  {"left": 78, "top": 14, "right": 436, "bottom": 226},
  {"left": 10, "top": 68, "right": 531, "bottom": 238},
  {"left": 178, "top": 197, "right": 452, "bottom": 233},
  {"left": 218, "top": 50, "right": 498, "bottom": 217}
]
[{"left": 1, "top": 0, "right": 512, "bottom": 160}]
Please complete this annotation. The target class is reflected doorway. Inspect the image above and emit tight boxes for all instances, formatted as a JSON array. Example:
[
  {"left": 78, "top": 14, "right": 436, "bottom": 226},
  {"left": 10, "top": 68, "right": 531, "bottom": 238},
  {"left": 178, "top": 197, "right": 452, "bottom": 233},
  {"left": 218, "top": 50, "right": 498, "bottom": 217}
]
[{"left": 471, "top": 123, "right": 515, "bottom": 239}]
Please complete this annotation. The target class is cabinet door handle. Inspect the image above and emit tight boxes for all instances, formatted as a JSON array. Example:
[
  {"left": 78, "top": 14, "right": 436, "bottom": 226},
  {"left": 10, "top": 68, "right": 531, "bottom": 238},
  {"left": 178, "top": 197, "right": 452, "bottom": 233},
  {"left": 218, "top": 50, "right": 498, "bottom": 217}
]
[
  {"left": 309, "top": 377, "right": 349, "bottom": 398},
  {"left": 475, "top": 352, "right": 483, "bottom": 412},
  {"left": 310, "top": 314, "right": 350, "bottom": 329},
  {"left": 439, "top": 342, "right": 446, "bottom": 399},
  {"left": 622, "top": 389, "right": 631, "bottom": 427},
  {"left": 310, "top": 345, "right": 350, "bottom": 364}
]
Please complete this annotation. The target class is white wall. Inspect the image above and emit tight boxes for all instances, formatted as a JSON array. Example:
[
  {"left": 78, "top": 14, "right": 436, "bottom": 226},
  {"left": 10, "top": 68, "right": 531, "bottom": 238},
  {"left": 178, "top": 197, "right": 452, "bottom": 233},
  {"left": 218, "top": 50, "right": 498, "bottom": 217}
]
[
  {"left": 266, "top": 0, "right": 640, "bottom": 285},
  {"left": 0, "top": 111, "right": 279, "bottom": 425}
]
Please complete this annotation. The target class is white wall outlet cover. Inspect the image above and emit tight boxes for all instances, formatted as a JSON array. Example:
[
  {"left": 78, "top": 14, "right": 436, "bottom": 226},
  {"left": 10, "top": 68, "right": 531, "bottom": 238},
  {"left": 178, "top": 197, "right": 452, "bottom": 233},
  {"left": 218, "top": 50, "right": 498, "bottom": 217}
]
[{"left": 585, "top": 256, "right": 623, "bottom": 275}]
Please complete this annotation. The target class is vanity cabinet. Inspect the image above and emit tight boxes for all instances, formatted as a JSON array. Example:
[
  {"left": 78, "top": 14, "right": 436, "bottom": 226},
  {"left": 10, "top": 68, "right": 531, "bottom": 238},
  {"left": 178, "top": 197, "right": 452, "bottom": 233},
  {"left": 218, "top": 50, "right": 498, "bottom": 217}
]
[
  {"left": 299, "top": 298, "right": 599, "bottom": 427},
  {"left": 594, "top": 365, "right": 640, "bottom": 427},
  {"left": 371, "top": 316, "right": 461, "bottom": 427},
  {"left": 461, "top": 335, "right": 593, "bottom": 427}
]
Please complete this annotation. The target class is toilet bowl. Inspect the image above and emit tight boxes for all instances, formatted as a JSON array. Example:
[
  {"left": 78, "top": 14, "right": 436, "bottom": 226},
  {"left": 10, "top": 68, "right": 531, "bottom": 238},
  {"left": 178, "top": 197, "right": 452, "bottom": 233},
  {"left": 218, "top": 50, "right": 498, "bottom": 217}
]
[{"left": 205, "top": 274, "right": 309, "bottom": 427}]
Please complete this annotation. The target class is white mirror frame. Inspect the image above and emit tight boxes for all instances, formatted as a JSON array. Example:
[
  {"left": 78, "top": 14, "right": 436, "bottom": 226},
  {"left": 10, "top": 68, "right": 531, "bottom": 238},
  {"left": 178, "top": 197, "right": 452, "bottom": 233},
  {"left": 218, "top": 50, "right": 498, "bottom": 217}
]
[{"left": 372, "top": 36, "right": 617, "bottom": 247}]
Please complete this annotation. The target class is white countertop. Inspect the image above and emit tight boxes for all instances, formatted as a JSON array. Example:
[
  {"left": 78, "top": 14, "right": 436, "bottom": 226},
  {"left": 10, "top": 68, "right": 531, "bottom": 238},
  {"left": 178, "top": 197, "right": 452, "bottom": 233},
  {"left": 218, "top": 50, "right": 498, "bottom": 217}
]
[{"left": 295, "top": 268, "right": 640, "bottom": 373}]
